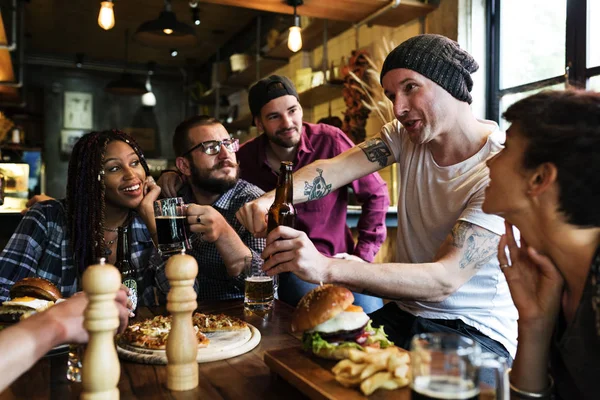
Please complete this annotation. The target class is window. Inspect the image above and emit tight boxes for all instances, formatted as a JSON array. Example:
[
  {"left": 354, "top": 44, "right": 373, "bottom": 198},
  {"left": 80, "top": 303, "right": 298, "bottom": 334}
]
[{"left": 487, "top": 0, "right": 600, "bottom": 127}]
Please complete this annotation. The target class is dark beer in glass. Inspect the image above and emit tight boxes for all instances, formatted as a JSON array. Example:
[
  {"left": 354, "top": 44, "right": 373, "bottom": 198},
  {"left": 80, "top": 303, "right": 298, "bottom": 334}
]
[{"left": 153, "top": 197, "right": 191, "bottom": 257}]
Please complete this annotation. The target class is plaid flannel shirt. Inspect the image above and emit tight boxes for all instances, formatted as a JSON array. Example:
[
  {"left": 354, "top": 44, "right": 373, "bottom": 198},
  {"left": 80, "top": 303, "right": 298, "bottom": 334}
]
[{"left": 0, "top": 200, "right": 161, "bottom": 306}]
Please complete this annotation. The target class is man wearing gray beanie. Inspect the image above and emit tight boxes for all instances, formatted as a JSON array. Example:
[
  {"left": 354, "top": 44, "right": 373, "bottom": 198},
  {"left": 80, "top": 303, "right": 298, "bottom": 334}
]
[{"left": 237, "top": 34, "right": 517, "bottom": 362}]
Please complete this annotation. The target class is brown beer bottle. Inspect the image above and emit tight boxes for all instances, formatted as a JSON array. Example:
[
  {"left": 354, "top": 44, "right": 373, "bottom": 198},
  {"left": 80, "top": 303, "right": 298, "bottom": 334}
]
[
  {"left": 116, "top": 226, "right": 139, "bottom": 312},
  {"left": 267, "top": 161, "right": 296, "bottom": 233}
]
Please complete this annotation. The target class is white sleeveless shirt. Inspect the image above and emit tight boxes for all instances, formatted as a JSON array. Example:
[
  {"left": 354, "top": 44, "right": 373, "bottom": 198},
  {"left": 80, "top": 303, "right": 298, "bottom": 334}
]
[{"left": 380, "top": 119, "right": 518, "bottom": 357}]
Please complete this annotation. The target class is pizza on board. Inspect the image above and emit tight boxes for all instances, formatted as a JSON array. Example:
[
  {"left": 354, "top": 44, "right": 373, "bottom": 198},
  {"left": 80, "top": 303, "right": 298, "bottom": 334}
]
[{"left": 121, "top": 313, "right": 248, "bottom": 350}]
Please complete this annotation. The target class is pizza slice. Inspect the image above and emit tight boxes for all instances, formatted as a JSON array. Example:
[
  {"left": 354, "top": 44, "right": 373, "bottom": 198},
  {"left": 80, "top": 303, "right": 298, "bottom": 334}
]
[{"left": 192, "top": 313, "right": 248, "bottom": 332}]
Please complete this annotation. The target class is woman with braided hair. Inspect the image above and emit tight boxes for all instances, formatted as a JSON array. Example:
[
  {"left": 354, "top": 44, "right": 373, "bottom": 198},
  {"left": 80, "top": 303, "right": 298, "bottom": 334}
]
[{"left": 0, "top": 130, "right": 162, "bottom": 306}]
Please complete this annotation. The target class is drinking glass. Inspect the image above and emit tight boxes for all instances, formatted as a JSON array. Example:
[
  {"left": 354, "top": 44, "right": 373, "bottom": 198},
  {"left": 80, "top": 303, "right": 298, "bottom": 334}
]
[
  {"left": 244, "top": 256, "right": 277, "bottom": 312},
  {"left": 410, "top": 333, "right": 508, "bottom": 400},
  {"left": 66, "top": 344, "right": 83, "bottom": 382},
  {"left": 153, "top": 197, "right": 192, "bottom": 257}
]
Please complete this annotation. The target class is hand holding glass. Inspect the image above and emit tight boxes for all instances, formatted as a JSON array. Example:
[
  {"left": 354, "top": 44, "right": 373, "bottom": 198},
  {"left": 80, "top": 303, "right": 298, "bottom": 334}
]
[{"left": 153, "top": 197, "right": 192, "bottom": 257}]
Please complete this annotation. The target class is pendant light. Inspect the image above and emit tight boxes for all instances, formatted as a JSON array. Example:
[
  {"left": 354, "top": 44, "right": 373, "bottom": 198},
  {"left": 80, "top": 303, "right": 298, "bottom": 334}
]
[
  {"left": 287, "top": 0, "right": 303, "bottom": 53},
  {"left": 141, "top": 62, "right": 157, "bottom": 107},
  {"left": 105, "top": 30, "right": 147, "bottom": 96},
  {"left": 134, "top": 0, "right": 197, "bottom": 48},
  {"left": 97, "top": 1, "right": 115, "bottom": 31}
]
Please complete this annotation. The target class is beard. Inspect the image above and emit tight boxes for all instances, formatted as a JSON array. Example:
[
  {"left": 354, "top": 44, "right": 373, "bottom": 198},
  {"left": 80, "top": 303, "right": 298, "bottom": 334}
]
[
  {"left": 266, "top": 126, "right": 301, "bottom": 148},
  {"left": 189, "top": 160, "right": 239, "bottom": 195}
]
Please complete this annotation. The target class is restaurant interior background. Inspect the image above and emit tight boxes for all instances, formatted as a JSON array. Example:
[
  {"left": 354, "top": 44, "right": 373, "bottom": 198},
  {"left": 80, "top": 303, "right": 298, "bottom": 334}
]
[{"left": 0, "top": 0, "right": 597, "bottom": 260}]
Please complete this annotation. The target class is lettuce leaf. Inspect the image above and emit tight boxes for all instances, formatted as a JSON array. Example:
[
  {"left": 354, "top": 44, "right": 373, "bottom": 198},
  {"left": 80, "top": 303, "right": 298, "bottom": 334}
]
[
  {"left": 364, "top": 320, "right": 394, "bottom": 348},
  {"left": 302, "top": 319, "right": 393, "bottom": 354}
]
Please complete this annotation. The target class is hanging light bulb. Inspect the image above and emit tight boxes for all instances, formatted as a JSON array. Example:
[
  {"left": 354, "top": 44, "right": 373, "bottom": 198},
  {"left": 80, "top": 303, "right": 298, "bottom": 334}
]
[
  {"left": 98, "top": 1, "right": 115, "bottom": 31},
  {"left": 288, "top": 25, "right": 302, "bottom": 52},
  {"left": 163, "top": 28, "right": 173, "bottom": 35},
  {"left": 287, "top": 1, "right": 303, "bottom": 53}
]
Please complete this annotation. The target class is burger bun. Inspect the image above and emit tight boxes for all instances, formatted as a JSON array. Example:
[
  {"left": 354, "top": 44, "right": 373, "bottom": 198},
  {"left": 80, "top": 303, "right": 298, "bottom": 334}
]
[
  {"left": 9, "top": 277, "right": 62, "bottom": 302},
  {"left": 291, "top": 284, "right": 354, "bottom": 333}
]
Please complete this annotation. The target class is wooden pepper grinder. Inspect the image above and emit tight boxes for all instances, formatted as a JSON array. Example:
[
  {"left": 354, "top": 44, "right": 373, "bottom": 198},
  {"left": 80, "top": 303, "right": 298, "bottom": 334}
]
[
  {"left": 166, "top": 251, "right": 199, "bottom": 391},
  {"left": 81, "top": 258, "right": 122, "bottom": 400}
]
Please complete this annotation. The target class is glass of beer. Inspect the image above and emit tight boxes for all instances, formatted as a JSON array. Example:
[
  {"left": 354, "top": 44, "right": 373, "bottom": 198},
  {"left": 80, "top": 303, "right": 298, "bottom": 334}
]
[
  {"left": 153, "top": 197, "right": 192, "bottom": 257},
  {"left": 410, "top": 333, "right": 509, "bottom": 400},
  {"left": 244, "top": 256, "right": 277, "bottom": 312},
  {"left": 410, "top": 333, "right": 481, "bottom": 400}
]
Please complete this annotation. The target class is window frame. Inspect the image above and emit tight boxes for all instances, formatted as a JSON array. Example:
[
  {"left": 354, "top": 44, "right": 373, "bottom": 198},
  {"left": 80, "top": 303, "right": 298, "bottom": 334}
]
[{"left": 486, "top": 0, "right": 599, "bottom": 122}]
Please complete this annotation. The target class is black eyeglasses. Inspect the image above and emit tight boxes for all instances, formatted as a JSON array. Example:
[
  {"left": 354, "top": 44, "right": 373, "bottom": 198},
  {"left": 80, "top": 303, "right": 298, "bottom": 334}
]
[{"left": 181, "top": 138, "right": 240, "bottom": 157}]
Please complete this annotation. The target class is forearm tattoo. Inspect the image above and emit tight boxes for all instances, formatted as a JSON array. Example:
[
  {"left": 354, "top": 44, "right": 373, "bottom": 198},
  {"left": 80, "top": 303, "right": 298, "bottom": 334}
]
[
  {"left": 358, "top": 138, "right": 392, "bottom": 168},
  {"left": 303, "top": 168, "right": 332, "bottom": 201},
  {"left": 451, "top": 221, "right": 500, "bottom": 270}
]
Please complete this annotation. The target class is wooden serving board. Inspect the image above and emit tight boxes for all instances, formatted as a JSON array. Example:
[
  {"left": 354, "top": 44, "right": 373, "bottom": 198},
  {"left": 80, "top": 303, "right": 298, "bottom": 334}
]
[
  {"left": 117, "top": 324, "right": 261, "bottom": 365},
  {"left": 264, "top": 346, "right": 410, "bottom": 400}
]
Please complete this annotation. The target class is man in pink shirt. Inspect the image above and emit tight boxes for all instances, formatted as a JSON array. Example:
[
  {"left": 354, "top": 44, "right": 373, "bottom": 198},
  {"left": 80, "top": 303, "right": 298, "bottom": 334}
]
[{"left": 239, "top": 75, "right": 389, "bottom": 310}]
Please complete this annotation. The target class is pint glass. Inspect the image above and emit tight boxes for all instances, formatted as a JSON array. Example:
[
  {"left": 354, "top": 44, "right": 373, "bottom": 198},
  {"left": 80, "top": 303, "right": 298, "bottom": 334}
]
[
  {"left": 410, "top": 333, "right": 508, "bottom": 400},
  {"left": 153, "top": 197, "right": 192, "bottom": 257},
  {"left": 410, "top": 333, "right": 481, "bottom": 400},
  {"left": 244, "top": 256, "right": 277, "bottom": 312}
]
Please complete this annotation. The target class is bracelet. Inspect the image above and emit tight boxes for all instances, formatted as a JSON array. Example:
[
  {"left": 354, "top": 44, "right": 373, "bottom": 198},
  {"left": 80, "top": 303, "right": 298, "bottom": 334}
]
[
  {"left": 508, "top": 368, "right": 554, "bottom": 399},
  {"left": 159, "top": 169, "right": 182, "bottom": 177}
]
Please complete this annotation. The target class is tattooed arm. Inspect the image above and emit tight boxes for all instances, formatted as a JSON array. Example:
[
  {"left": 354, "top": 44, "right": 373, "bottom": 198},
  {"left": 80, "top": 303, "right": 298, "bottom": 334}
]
[
  {"left": 236, "top": 138, "right": 395, "bottom": 235},
  {"left": 262, "top": 220, "right": 501, "bottom": 302},
  {"left": 293, "top": 137, "right": 395, "bottom": 203}
]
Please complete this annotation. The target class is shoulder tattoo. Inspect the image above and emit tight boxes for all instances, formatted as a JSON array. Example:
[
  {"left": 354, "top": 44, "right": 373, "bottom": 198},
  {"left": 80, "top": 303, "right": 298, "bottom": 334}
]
[
  {"left": 451, "top": 221, "right": 500, "bottom": 270},
  {"left": 358, "top": 138, "right": 392, "bottom": 168},
  {"left": 303, "top": 168, "right": 332, "bottom": 201}
]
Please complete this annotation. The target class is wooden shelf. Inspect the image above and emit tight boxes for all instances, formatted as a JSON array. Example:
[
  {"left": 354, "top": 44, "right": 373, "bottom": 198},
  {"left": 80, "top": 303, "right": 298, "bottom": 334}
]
[
  {"left": 298, "top": 81, "right": 344, "bottom": 107},
  {"left": 268, "top": 19, "right": 352, "bottom": 59},
  {"left": 369, "top": 1, "right": 437, "bottom": 27},
  {"left": 225, "top": 113, "right": 253, "bottom": 131},
  {"left": 222, "top": 18, "right": 352, "bottom": 90},
  {"left": 195, "top": 86, "right": 236, "bottom": 106},
  {"left": 226, "top": 57, "right": 288, "bottom": 88}
]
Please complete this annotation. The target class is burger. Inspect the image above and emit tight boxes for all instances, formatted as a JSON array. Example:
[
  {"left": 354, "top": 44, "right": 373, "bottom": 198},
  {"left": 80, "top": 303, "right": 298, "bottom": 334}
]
[
  {"left": 291, "top": 284, "right": 393, "bottom": 360},
  {"left": 0, "top": 277, "right": 62, "bottom": 326}
]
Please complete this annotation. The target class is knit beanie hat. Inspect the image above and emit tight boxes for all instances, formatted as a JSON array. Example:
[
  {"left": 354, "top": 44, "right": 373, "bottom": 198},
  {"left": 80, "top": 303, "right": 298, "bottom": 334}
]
[{"left": 380, "top": 34, "right": 479, "bottom": 104}]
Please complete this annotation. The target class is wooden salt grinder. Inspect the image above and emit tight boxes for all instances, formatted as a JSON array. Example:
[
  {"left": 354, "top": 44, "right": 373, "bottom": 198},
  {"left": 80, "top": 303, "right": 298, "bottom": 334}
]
[
  {"left": 166, "top": 252, "right": 199, "bottom": 391},
  {"left": 81, "top": 259, "right": 122, "bottom": 400}
]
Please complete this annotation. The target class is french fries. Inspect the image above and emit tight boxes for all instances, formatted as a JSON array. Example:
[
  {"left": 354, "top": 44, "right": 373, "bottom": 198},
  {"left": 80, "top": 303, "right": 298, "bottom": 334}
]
[{"left": 331, "top": 346, "right": 411, "bottom": 396}]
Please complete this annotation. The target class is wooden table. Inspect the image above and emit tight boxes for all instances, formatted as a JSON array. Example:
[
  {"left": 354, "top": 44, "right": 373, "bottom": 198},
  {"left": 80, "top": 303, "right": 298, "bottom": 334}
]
[{"left": 0, "top": 300, "right": 307, "bottom": 400}]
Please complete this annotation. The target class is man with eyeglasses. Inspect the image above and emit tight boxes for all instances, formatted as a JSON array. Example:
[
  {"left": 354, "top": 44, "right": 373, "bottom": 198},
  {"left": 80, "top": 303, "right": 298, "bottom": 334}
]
[
  {"left": 156, "top": 115, "right": 266, "bottom": 301},
  {"left": 160, "top": 76, "right": 390, "bottom": 311}
]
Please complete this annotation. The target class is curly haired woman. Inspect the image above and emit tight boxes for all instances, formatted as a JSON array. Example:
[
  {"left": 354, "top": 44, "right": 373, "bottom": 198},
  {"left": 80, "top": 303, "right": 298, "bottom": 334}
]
[
  {"left": 483, "top": 90, "right": 600, "bottom": 399},
  {"left": 0, "top": 130, "right": 162, "bottom": 306}
]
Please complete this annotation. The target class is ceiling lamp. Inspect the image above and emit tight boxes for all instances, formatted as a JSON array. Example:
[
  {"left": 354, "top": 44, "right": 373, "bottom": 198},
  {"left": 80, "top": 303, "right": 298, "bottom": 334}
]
[
  {"left": 134, "top": 0, "right": 197, "bottom": 48},
  {"left": 142, "top": 62, "right": 157, "bottom": 107},
  {"left": 190, "top": 1, "right": 201, "bottom": 26},
  {"left": 287, "top": 0, "right": 303, "bottom": 53},
  {"left": 105, "top": 30, "right": 147, "bottom": 96},
  {"left": 97, "top": 1, "right": 115, "bottom": 31}
]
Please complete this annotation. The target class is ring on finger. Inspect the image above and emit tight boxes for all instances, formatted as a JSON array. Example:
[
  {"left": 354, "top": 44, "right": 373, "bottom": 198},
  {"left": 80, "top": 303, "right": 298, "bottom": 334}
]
[
  {"left": 499, "top": 263, "right": 510, "bottom": 269},
  {"left": 196, "top": 215, "right": 201, "bottom": 223}
]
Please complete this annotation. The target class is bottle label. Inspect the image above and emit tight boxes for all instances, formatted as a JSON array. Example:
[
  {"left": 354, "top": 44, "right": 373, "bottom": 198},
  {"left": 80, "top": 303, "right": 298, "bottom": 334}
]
[{"left": 123, "top": 278, "right": 138, "bottom": 310}]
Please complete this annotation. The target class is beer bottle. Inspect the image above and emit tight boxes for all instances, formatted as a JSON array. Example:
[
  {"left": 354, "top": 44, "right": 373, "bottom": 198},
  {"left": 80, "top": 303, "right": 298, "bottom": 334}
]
[
  {"left": 116, "top": 226, "right": 138, "bottom": 312},
  {"left": 267, "top": 161, "right": 296, "bottom": 233}
]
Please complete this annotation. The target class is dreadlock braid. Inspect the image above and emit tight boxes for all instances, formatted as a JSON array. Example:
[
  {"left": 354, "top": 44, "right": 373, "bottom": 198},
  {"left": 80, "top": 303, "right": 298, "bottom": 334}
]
[{"left": 66, "top": 129, "right": 149, "bottom": 275}]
